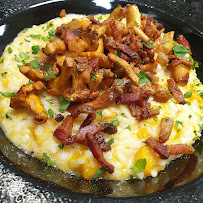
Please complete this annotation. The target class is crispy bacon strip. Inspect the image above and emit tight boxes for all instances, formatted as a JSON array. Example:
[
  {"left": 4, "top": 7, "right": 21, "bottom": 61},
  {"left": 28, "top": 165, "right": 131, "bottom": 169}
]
[
  {"left": 10, "top": 81, "right": 48, "bottom": 124},
  {"left": 95, "top": 133, "right": 111, "bottom": 152},
  {"left": 146, "top": 137, "right": 169, "bottom": 159},
  {"left": 167, "top": 78, "right": 186, "bottom": 104},
  {"left": 166, "top": 144, "right": 195, "bottom": 155},
  {"left": 159, "top": 117, "right": 174, "bottom": 143},
  {"left": 86, "top": 133, "right": 114, "bottom": 174},
  {"left": 177, "top": 35, "right": 191, "bottom": 50}
]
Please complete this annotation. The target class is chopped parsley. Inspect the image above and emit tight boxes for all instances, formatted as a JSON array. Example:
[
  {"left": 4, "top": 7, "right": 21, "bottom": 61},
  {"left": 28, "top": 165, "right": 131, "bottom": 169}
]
[
  {"left": 175, "top": 120, "right": 183, "bottom": 129},
  {"left": 0, "top": 92, "right": 15, "bottom": 97},
  {"left": 153, "top": 116, "right": 158, "bottom": 121},
  {"left": 137, "top": 71, "right": 151, "bottom": 85},
  {"left": 58, "top": 144, "right": 64, "bottom": 149},
  {"left": 47, "top": 109, "right": 54, "bottom": 118},
  {"left": 7, "top": 47, "right": 12, "bottom": 54},
  {"left": 98, "top": 15, "right": 102, "bottom": 20},
  {"left": 199, "top": 105, "right": 203, "bottom": 109},
  {"left": 134, "top": 21, "right": 138, "bottom": 25},
  {"left": 90, "top": 39, "right": 93, "bottom": 45},
  {"left": 30, "top": 60, "right": 41, "bottom": 69},
  {"left": 117, "top": 50, "right": 121, "bottom": 57},
  {"left": 47, "top": 22, "right": 54, "bottom": 30},
  {"left": 5, "top": 113, "right": 12, "bottom": 120},
  {"left": 116, "top": 4, "right": 121, "bottom": 7},
  {"left": 93, "top": 168, "right": 106, "bottom": 179},
  {"left": 111, "top": 118, "right": 119, "bottom": 127},
  {"left": 189, "top": 115, "right": 192, "bottom": 119},
  {"left": 20, "top": 52, "right": 29, "bottom": 60},
  {"left": 184, "top": 91, "right": 192, "bottom": 98},
  {"left": 125, "top": 125, "right": 131, "bottom": 131},
  {"left": 43, "top": 70, "right": 56, "bottom": 79},
  {"left": 162, "top": 40, "right": 168, "bottom": 44},
  {"left": 41, "top": 36, "right": 48, "bottom": 41},
  {"left": 59, "top": 97, "right": 71, "bottom": 113},
  {"left": 97, "top": 110, "right": 103, "bottom": 118},
  {"left": 1, "top": 72, "right": 7, "bottom": 77},
  {"left": 108, "top": 138, "right": 114, "bottom": 145},
  {"left": 30, "top": 34, "right": 41, "bottom": 39},
  {"left": 188, "top": 55, "right": 199, "bottom": 70},
  {"left": 121, "top": 112, "right": 127, "bottom": 118},
  {"left": 14, "top": 55, "right": 20, "bottom": 62},
  {"left": 44, "top": 63, "right": 52, "bottom": 71},
  {"left": 28, "top": 80, "right": 33, "bottom": 84},
  {"left": 186, "top": 101, "right": 191, "bottom": 106},
  {"left": 144, "top": 41, "right": 154, "bottom": 48},
  {"left": 172, "top": 45, "right": 189, "bottom": 57},
  {"left": 46, "top": 99, "right": 54, "bottom": 104},
  {"left": 103, "top": 69, "right": 106, "bottom": 76},
  {"left": 42, "top": 153, "right": 54, "bottom": 167},
  {"left": 200, "top": 124, "right": 203, "bottom": 131},
  {"left": 32, "top": 45, "right": 40, "bottom": 54},
  {"left": 130, "top": 159, "right": 147, "bottom": 173},
  {"left": 0, "top": 58, "right": 4, "bottom": 64},
  {"left": 92, "top": 72, "right": 97, "bottom": 81},
  {"left": 99, "top": 121, "right": 109, "bottom": 124},
  {"left": 24, "top": 38, "right": 30, "bottom": 42},
  {"left": 22, "top": 28, "right": 28, "bottom": 33},
  {"left": 115, "top": 61, "right": 120, "bottom": 67},
  {"left": 199, "top": 92, "right": 203, "bottom": 99}
]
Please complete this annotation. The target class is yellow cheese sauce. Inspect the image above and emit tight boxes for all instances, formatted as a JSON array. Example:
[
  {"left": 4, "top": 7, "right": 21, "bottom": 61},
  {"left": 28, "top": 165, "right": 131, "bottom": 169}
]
[{"left": 0, "top": 14, "right": 203, "bottom": 180}]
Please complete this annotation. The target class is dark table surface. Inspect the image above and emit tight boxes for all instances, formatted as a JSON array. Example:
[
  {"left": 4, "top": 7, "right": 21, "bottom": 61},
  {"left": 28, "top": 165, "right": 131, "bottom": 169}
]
[{"left": 0, "top": 0, "right": 203, "bottom": 202}]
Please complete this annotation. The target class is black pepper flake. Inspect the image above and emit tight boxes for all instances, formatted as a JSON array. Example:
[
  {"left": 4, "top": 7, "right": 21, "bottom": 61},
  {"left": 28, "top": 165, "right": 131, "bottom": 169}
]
[{"left": 55, "top": 114, "right": 64, "bottom": 122}]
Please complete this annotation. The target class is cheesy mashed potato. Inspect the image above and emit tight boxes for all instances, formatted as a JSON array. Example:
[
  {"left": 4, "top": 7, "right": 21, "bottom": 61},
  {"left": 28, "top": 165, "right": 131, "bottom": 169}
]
[{"left": 0, "top": 6, "right": 202, "bottom": 181}]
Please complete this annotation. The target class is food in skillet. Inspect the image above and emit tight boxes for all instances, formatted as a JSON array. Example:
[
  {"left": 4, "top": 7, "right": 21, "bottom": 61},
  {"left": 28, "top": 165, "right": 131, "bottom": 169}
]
[{"left": 0, "top": 4, "right": 202, "bottom": 180}]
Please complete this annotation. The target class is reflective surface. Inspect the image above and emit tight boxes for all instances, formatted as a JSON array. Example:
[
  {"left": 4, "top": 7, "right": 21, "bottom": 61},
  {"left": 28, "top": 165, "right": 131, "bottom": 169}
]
[{"left": 0, "top": 0, "right": 203, "bottom": 202}]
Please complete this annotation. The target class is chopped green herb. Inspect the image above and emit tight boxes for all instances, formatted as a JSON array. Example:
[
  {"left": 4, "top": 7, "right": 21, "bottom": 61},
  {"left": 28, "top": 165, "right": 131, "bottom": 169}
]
[
  {"left": 93, "top": 168, "right": 106, "bottom": 179},
  {"left": 20, "top": 52, "right": 29, "bottom": 60},
  {"left": 153, "top": 116, "right": 158, "bottom": 121},
  {"left": 58, "top": 144, "right": 64, "bottom": 149},
  {"left": 172, "top": 45, "right": 189, "bottom": 57},
  {"left": 22, "top": 28, "right": 28, "bottom": 33},
  {"left": 189, "top": 115, "right": 192, "bottom": 119},
  {"left": 130, "top": 159, "right": 147, "bottom": 173},
  {"left": 162, "top": 40, "right": 168, "bottom": 44},
  {"left": 188, "top": 55, "right": 199, "bottom": 70},
  {"left": 193, "top": 136, "right": 199, "bottom": 141},
  {"left": 0, "top": 58, "right": 4, "bottom": 64},
  {"left": 103, "top": 69, "right": 106, "bottom": 76},
  {"left": 170, "top": 98, "right": 176, "bottom": 103},
  {"left": 134, "top": 21, "right": 138, "bottom": 25},
  {"left": 71, "top": 73, "right": 75, "bottom": 78},
  {"left": 46, "top": 99, "right": 54, "bottom": 104},
  {"left": 125, "top": 125, "right": 131, "bottom": 131},
  {"left": 5, "top": 113, "right": 12, "bottom": 120},
  {"left": 175, "top": 120, "right": 183, "bottom": 129},
  {"left": 186, "top": 101, "right": 191, "bottom": 106},
  {"left": 42, "top": 153, "right": 54, "bottom": 167},
  {"left": 28, "top": 80, "right": 33, "bottom": 84},
  {"left": 30, "top": 34, "right": 41, "bottom": 39},
  {"left": 42, "top": 70, "right": 56, "bottom": 79},
  {"left": 141, "top": 12, "right": 143, "bottom": 17},
  {"left": 115, "top": 61, "right": 120, "bottom": 67},
  {"left": 47, "top": 22, "right": 54, "bottom": 30},
  {"left": 88, "top": 198, "right": 91, "bottom": 203},
  {"left": 44, "top": 63, "right": 52, "bottom": 71},
  {"left": 200, "top": 124, "right": 203, "bottom": 131},
  {"left": 108, "top": 138, "right": 114, "bottom": 145},
  {"left": 99, "top": 121, "right": 109, "bottom": 124},
  {"left": 32, "top": 45, "right": 40, "bottom": 54},
  {"left": 24, "top": 38, "right": 30, "bottom": 42},
  {"left": 59, "top": 97, "right": 71, "bottom": 113},
  {"left": 137, "top": 71, "right": 151, "bottom": 85},
  {"left": 184, "top": 92, "right": 192, "bottom": 98},
  {"left": 14, "top": 55, "right": 20, "bottom": 62},
  {"left": 199, "top": 92, "right": 203, "bottom": 99},
  {"left": 92, "top": 72, "right": 97, "bottom": 81},
  {"left": 121, "top": 112, "right": 127, "bottom": 118},
  {"left": 117, "top": 79, "right": 122, "bottom": 86},
  {"left": 111, "top": 118, "right": 119, "bottom": 127},
  {"left": 1, "top": 72, "right": 7, "bottom": 77},
  {"left": 117, "top": 50, "right": 121, "bottom": 57},
  {"left": 97, "top": 110, "right": 103, "bottom": 118},
  {"left": 158, "top": 106, "right": 162, "bottom": 109},
  {"left": 196, "top": 142, "right": 203, "bottom": 155},
  {"left": 30, "top": 60, "right": 41, "bottom": 69},
  {"left": 90, "top": 39, "right": 93, "bottom": 45},
  {"left": 129, "top": 174, "right": 134, "bottom": 184},
  {"left": 98, "top": 15, "right": 102, "bottom": 20},
  {"left": 144, "top": 41, "right": 154, "bottom": 48},
  {"left": 116, "top": 4, "right": 121, "bottom": 7},
  {"left": 41, "top": 36, "right": 48, "bottom": 41},
  {"left": 199, "top": 105, "right": 203, "bottom": 109},
  {"left": 8, "top": 47, "right": 12, "bottom": 54},
  {"left": 47, "top": 109, "right": 54, "bottom": 118},
  {"left": 0, "top": 92, "right": 15, "bottom": 97}
]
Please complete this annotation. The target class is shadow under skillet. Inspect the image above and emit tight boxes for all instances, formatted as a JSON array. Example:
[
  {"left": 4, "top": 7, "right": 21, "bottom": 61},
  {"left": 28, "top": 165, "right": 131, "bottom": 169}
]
[{"left": 0, "top": 0, "right": 203, "bottom": 202}]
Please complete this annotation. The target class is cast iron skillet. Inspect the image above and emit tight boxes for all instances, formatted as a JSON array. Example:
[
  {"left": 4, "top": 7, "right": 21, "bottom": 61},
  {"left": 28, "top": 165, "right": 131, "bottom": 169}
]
[{"left": 0, "top": 0, "right": 202, "bottom": 202}]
